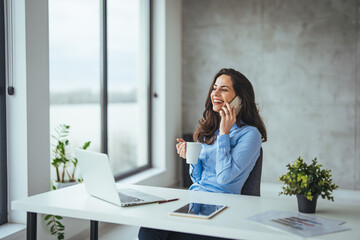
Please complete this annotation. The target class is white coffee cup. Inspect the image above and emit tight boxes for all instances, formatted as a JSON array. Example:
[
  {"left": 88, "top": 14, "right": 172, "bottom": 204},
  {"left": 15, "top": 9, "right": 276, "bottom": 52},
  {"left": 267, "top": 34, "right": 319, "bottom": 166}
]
[{"left": 186, "top": 142, "right": 202, "bottom": 164}]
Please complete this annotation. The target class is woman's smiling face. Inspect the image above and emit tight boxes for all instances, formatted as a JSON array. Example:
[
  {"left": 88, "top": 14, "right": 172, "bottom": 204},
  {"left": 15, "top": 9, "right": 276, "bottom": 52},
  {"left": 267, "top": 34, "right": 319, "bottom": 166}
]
[{"left": 210, "top": 74, "right": 236, "bottom": 113}]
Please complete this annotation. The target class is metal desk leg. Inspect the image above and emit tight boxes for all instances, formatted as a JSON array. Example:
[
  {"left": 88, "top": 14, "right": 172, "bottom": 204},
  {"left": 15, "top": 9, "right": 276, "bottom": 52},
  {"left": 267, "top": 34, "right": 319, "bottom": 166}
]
[
  {"left": 90, "top": 220, "right": 98, "bottom": 240},
  {"left": 27, "top": 212, "right": 37, "bottom": 240}
]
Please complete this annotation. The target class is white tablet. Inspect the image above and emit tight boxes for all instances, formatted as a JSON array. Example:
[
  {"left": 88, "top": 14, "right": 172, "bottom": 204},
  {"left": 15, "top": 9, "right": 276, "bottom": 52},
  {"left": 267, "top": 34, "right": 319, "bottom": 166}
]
[{"left": 170, "top": 202, "right": 227, "bottom": 219}]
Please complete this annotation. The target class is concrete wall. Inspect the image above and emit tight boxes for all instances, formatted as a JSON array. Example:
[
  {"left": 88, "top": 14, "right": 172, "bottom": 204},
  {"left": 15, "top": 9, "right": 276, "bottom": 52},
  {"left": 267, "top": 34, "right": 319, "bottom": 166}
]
[{"left": 182, "top": 0, "right": 359, "bottom": 189}]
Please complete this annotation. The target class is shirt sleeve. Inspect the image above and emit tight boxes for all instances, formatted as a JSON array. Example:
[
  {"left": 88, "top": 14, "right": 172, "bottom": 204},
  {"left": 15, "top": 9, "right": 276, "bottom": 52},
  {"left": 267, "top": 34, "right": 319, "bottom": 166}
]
[
  {"left": 189, "top": 162, "right": 202, "bottom": 183},
  {"left": 215, "top": 128, "right": 261, "bottom": 185}
]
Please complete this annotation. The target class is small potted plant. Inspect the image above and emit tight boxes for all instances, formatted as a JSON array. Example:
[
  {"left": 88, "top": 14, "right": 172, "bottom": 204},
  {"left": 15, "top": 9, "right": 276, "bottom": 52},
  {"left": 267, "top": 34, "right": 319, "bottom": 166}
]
[
  {"left": 278, "top": 157, "right": 338, "bottom": 213},
  {"left": 51, "top": 124, "right": 90, "bottom": 189}
]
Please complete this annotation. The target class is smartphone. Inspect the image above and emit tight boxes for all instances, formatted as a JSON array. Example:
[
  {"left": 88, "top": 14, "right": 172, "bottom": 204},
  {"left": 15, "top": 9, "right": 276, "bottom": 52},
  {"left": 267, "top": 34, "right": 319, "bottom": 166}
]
[{"left": 229, "top": 96, "right": 242, "bottom": 116}]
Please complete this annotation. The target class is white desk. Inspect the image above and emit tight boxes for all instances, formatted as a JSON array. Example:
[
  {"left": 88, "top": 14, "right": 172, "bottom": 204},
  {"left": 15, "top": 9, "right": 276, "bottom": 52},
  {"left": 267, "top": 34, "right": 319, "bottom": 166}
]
[{"left": 12, "top": 183, "right": 360, "bottom": 240}]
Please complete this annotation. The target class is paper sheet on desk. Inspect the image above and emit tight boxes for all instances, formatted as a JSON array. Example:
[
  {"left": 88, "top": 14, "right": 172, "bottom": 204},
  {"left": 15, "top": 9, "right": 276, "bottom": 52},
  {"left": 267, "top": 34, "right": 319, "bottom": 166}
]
[{"left": 246, "top": 210, "right": 350, "bottom": 238}]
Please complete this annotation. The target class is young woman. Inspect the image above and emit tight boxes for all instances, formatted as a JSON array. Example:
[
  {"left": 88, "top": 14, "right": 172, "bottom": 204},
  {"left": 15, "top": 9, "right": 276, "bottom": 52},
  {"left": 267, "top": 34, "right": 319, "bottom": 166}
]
[{"left": 138, "top": 68, "right": 267, "bottom": 240}]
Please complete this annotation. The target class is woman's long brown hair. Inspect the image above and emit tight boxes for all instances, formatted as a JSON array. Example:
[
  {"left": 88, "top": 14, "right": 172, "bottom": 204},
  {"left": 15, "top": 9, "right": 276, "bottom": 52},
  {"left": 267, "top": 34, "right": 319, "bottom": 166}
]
[{"left": 193, "top": 68, "right": 267, "bottom": 144}]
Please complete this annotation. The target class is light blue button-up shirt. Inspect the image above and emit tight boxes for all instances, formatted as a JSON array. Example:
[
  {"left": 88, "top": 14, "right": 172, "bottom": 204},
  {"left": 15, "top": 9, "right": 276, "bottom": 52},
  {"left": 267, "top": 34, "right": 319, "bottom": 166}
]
[{"left": 189, "top": 123, "right": 262, "bottom": 194}]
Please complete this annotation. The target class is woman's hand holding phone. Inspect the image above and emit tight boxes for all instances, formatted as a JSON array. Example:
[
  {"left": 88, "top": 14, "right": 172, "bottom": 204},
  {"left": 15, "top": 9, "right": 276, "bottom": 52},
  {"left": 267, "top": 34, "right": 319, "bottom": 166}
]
[
  {"left": 176, "top": 138, "right": 186, "bottom": 159},
  {"left": 219, "top": 102, "right": 237, "bottom": 135}
]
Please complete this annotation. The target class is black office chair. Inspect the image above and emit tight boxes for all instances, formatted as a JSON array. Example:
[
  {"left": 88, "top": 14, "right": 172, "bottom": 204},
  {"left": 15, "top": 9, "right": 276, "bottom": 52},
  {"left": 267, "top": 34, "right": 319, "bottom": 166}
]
[{"left": 241, "top": 148, "right": 263, "bottom": 196}]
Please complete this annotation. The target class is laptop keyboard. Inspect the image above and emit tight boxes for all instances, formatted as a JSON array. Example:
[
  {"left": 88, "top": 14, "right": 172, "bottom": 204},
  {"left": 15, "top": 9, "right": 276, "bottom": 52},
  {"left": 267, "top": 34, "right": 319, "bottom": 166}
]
[{"left": 118, "top": 192, "right": 144, "bottom": 203}]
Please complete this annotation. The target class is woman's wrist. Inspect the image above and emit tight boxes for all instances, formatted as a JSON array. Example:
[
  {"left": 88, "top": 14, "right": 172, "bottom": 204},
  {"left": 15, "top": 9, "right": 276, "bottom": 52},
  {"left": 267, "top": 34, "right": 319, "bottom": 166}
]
[{"left": 219, "top": 131, "right": 229, "bottom": 135}]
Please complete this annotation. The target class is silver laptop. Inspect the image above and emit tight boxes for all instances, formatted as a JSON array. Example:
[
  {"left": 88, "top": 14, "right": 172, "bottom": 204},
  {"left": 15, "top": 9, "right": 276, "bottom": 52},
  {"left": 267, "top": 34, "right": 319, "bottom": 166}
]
[{"left": 75, "top": 149, "right": 164, "bottom": 207}]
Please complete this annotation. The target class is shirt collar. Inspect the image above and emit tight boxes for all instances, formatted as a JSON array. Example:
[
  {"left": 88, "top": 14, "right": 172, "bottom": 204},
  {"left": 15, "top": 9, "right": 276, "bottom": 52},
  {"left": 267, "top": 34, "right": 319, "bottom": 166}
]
[{"left": 230, "top": 123, "right": 239, "bottom": 132}]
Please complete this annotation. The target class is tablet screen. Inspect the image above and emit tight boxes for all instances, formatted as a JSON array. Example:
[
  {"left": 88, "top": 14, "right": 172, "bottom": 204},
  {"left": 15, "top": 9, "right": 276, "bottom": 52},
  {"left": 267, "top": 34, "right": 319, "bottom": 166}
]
[{"left": 170, "top": 203, "right": 227, "bottom": 219}]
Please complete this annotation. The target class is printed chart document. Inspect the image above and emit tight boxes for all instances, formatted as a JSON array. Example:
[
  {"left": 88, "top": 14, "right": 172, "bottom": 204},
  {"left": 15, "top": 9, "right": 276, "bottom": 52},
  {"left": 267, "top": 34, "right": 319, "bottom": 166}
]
[{"left": 246, "top": 210, "right": 350, "bottom": 237}]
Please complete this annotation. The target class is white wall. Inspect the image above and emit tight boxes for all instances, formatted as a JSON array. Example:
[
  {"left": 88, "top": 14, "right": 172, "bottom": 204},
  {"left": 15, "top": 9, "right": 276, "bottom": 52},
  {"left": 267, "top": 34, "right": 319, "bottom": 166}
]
[
  {"left": 137, "top": 0, "right": 182, "bottom": 187},
  {"left": 7, "top": 0, "right": 50, "bottom": 223}
]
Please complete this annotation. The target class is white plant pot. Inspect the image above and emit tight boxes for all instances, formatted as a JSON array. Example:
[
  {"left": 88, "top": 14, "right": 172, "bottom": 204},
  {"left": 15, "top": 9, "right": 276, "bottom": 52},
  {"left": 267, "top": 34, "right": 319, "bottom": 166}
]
[{"left": 53, "top": 180, "right": 78, "bottom": 190}]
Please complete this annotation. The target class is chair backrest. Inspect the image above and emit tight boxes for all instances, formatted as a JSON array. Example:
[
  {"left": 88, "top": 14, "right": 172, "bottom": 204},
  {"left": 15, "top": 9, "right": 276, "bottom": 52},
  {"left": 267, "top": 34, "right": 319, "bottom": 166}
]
[{"left": 241, "top": 148, "right": 263, "bottom": 196}]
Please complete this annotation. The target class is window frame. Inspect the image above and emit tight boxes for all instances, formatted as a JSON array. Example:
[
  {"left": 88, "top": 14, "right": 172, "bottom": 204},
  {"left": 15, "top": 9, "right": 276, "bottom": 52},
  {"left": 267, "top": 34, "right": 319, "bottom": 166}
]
[
  {"left": 100, "top": 0, "right": 152, "bottom": 181},
  {"left": 0, "top": 0, "right": 8, "bottom": 226}
]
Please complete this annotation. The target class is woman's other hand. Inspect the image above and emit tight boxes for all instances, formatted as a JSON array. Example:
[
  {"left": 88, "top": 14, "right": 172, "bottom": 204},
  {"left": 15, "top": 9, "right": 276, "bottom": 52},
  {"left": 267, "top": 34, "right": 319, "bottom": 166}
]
[
  {"left": 219, "top": 102, "right": 236, "bottom": 135},
  {"left": 176, "top": 138, "right": 186, "bottom": 159}
]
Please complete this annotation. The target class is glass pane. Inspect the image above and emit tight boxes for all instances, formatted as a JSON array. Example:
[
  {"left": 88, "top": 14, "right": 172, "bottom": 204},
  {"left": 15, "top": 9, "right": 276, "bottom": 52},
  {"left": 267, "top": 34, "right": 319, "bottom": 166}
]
[
  {"left": 107, "top": 0, "right": 149, "bottom": 176},
  {"left": 49, "top": 0, "right": 100, "bottom": 182}
]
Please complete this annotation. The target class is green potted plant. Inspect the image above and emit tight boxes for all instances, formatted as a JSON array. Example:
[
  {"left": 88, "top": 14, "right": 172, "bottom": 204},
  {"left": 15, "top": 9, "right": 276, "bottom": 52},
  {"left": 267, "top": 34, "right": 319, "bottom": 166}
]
[
  {"left": 278, "top": 156, "right": 338, "bottom": 213},
  {"left": 51, "top": 124, "right": 90, "bottom": 189},
  {"left": 46, "top": 124, "right": 91, "bottom": 240}
]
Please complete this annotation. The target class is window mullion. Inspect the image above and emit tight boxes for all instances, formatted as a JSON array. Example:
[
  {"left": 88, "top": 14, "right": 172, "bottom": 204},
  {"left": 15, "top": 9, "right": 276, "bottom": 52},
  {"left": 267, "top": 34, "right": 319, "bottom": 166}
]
[{"left": 100, "top": 0, "right": 108, "bottom": 154}]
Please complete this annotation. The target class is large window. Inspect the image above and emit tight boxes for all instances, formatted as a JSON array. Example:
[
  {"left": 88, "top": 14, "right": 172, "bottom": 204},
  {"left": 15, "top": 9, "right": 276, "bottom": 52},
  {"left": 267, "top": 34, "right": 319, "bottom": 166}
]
[
  {"left": 49, "top": 0, "right": 151, "bottom": 180},
  {"left": 0, "top": 0, "right": 7, "bottom": 226}
]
